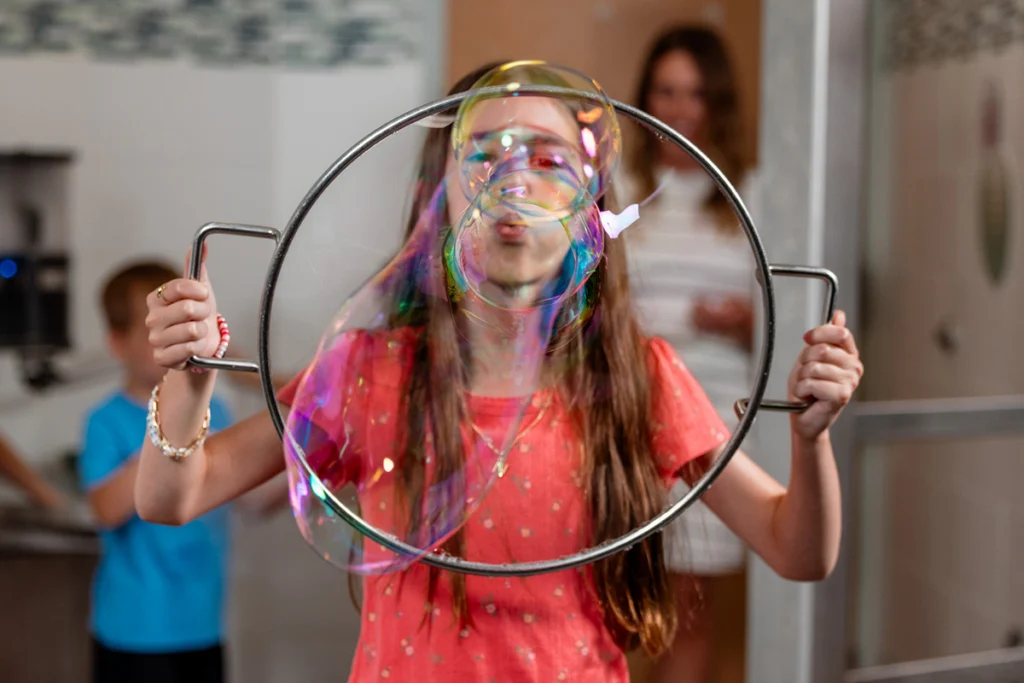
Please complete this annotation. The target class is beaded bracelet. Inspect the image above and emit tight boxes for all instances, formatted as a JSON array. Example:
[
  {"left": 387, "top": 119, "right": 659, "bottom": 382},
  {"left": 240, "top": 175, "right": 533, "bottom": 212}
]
[
  {"left": 147, "top": 381, "right": 211, "bottom": 461},
  {"left": 190, "top": 314, "right": 231, "bottom": 374}
]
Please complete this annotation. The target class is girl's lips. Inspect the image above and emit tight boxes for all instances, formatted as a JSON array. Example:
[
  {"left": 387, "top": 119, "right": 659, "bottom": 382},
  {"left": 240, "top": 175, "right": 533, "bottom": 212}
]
[
  {"left": 494, "top": 213, "right": 529, "bottom": 243},
  {"left": 495, "top": 223, "right": 528, "bottom": 241}
]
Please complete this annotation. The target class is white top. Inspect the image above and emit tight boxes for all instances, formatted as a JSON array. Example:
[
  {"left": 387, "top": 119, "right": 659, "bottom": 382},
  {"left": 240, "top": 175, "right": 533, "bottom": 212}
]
[{"left": 617, "top": 167, "right": 759, "bottom": 422}]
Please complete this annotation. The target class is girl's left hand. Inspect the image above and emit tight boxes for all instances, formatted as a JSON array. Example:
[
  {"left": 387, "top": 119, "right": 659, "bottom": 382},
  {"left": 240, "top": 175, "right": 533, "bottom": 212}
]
[{"left": 788, "top": 310, "right": 863, "bottom": 441}]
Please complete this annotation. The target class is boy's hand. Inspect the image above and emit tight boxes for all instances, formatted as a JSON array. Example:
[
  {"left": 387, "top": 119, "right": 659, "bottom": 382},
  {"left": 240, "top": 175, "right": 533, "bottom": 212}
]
[
  {"left": 145, "top": 246, "right": 221, "bottom": 371},
  {"left": 788, "top": 310, "right": 863, "bottom": 441},
  {"left": 33, "top": 484, "right": 67, "bottom": 512}
]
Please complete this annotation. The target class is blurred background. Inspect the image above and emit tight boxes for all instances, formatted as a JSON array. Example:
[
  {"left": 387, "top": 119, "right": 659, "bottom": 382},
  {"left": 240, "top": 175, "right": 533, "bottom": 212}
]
[{"left": 1, "top": 1, "right": 1023, "bottom": 682}]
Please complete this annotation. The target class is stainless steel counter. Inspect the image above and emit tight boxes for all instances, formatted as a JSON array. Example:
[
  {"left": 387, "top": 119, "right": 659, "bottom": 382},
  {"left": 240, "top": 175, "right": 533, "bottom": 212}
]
[
  {"left": 0, "top": 501, "right": 99, "bottom": 682},
  {"left": 0, "top": 502, "right": 99, "bottom": 556}
]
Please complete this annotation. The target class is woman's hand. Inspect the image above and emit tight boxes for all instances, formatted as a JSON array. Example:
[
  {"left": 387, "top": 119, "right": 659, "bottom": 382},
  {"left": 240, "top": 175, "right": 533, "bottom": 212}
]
[
  {"left": 788, "top": 310, "right": 863, "bottom": 441},
  {"left": 692, "top": 295, "right": 754, "bottom": 350},
  {"left": 145, "top": 248, "right": 221, "bottom": 371}
]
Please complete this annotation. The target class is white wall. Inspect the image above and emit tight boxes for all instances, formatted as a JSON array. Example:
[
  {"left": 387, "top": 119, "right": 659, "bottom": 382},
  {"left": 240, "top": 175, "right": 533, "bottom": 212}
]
[
  {"left": 0, "top": 53, "right": 427, "bottom": 440},
  {"left": 855, "top": 27, "right": 1024, "bottom": 669},
  {"left": 0, "top": 27, "right": 438, "bottom": 681}
]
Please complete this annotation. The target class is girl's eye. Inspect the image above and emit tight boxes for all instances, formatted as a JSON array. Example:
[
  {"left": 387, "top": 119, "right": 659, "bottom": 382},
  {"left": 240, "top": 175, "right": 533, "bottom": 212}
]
[
  {"left": 532, "top": 149, "right": 578, "bottom": 171},
  {"left": 531, "top": 155, "right": 557, "bottom": 170}
]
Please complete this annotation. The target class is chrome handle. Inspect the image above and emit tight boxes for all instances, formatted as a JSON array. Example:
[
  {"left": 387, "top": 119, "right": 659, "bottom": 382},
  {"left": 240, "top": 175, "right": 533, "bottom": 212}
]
[
  {"left": 186, "top": 222, "right": 281, "bottom": 374},
  {"left": 734, "top": 264, "right": 838, "bottom": 418}
]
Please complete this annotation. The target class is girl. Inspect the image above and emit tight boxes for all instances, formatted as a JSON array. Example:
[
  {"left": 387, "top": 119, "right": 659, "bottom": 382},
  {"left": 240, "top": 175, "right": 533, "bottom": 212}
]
[
  {"left": 137, "top": 63, "right": 861, "bottom": 682},
  {"left": 620, "top": 26, "right": 760, "bottom": 682}
]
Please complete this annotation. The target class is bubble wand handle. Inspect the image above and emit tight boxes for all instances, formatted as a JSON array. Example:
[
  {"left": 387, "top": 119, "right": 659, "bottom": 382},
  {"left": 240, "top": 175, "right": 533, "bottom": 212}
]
[{"left": 185, "top": 222, "right": 281, "bottom": 375}]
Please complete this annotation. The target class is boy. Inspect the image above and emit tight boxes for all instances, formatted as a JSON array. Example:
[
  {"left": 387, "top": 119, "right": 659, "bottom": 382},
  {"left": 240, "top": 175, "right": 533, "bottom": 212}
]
[{"left": 79, "top": 260, "right": 233, "bottom": 683}]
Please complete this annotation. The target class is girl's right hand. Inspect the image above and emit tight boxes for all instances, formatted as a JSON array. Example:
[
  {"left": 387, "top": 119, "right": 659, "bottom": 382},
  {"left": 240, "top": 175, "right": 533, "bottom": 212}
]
[{"left": 145, "top": 252, "right": 221, "bottom": 371}]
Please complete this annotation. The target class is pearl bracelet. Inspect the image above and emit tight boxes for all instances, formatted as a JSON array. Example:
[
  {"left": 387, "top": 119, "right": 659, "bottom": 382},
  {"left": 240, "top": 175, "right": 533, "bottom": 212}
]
[{"left": 147, "top": 381, "right": 210, "bottom": 461}]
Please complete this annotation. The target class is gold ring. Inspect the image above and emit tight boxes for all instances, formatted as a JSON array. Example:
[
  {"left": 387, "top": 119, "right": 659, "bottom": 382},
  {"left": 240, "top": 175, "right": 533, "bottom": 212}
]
[{"left": 156, "top": 284, "right": 167, "bottom": 302}]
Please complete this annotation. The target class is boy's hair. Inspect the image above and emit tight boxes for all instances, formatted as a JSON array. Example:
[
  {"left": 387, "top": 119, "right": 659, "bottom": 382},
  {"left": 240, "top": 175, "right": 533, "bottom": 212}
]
[{"left": 100, "top": 260, "right": 178, "bottom": 333}]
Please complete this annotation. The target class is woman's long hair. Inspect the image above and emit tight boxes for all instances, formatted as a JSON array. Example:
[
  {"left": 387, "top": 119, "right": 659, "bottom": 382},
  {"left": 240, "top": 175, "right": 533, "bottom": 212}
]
[
  {"left": 630, "top": 26, "right": 750, "bottom": 231},
  {"left": 383, "top": 62, "right": 681, "bottom": 656}
]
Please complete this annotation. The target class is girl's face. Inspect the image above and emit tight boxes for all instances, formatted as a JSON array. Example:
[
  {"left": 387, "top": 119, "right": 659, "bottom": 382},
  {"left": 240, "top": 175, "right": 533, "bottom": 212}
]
[
  {"left": 647, "top": 49, "right": 707, "bottom": 166},
  {"left": 444, "top": 96, "right": 587, "bottom": 303}
]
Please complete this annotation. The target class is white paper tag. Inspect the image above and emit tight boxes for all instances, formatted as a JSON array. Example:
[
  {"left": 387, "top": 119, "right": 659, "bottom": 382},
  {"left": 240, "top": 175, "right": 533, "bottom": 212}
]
[{"left": 599, "top": 204, "right": 640, "bottom": 239}]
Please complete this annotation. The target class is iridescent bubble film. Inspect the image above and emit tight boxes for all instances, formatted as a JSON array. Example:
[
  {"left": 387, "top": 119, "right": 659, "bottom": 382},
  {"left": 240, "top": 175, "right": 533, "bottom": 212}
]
[
  {"left": 452, "top": 60, "right": 621, "bottom": 217},
  {"left": 278, "top": 59, "right": 757, "bottom": 573},
  {"left": 281, "top": 72, "right": 604, "bottom": 571}
]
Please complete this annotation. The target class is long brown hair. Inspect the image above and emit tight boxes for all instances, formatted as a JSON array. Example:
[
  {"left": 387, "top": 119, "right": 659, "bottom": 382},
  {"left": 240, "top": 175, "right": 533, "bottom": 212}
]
[
  {"left": 630, "top": 25, "right": 750, "bottom": 231},
  {"left": 383, "top": 62, "right": 681, "bottom": 656}
]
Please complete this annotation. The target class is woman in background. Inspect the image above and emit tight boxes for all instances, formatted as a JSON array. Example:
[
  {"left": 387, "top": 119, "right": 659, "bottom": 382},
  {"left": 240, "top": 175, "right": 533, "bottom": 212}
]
[{"left": 622, "top": 25, "right": 758, "bottom": 683}]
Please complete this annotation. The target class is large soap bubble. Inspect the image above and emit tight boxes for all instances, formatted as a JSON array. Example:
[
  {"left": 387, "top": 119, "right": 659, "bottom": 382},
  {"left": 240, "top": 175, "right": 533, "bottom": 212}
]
[
  {"left": 447, "top": 191, "right": 603, "bottom": 312},
  {"left": 282, "top": 181, "right": 571, "bottom": 573},
  {"left": 452, "top": 60, "right": 621, "bottom": 218},
  {"left": 275, "top": 58, "right": 772, "bottom": 576},
  {"left": 280, "top": 59, "right": 616, "bottom": 573}
]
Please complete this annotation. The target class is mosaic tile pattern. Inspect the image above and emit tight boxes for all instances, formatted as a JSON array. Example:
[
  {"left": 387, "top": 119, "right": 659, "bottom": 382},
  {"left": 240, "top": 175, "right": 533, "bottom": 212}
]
[
  {"left": 0, "top": 0, "right": 417, "bottom": 67},
  {"left": 885, "top": 0, "right": 1024, "bottom": 70}
]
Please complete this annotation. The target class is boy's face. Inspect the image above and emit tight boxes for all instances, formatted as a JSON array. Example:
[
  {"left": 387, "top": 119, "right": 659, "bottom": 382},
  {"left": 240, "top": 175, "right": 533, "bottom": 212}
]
[{"left": 107, "top": 289, "right": 165, "bottom": 389}]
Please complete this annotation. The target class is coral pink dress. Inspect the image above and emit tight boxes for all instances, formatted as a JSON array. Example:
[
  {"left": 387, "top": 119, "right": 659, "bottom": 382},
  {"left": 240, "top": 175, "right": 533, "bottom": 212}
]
[{"left": 278, "top": 330, "right": 728, "bottom": 682}]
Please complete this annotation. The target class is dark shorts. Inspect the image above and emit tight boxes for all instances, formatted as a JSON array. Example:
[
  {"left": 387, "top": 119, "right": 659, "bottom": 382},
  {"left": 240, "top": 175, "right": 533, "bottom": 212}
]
[{"left": 92, "top": 639, "right": 224, "bottom": 683}]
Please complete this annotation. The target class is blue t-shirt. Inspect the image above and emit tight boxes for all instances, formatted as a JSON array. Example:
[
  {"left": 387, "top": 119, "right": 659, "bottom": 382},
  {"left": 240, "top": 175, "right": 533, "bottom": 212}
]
[{"left": 78, "top": 391, "right": 234, "bottom": 653}]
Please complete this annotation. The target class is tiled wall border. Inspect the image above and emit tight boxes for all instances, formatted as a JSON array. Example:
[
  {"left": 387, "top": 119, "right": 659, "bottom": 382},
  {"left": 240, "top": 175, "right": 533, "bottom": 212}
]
[
  {"left": 0, "top": 0, "right": 417, "bottom": 68},
  {"left": 885, "top": 0, "right": 1024, "bottom": 71}
]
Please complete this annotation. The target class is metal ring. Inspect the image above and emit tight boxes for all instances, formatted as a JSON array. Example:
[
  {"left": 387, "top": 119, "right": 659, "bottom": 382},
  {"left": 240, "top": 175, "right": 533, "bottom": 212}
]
[
  {"left": 155, "top": 283, "right": 167, "bottom": 302},
  {"left": 256, "top": 85, "right": 777, "bottom": 577}
]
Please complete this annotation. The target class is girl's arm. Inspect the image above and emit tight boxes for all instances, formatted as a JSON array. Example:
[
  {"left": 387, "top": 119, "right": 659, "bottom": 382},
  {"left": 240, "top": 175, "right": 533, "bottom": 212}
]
[
  {"left": 135, "top": 270, "right": 286, "bottom": 526},
  {"left": 682, "top": 310, "right": 860, "bottom": 581},
  {"left": 685, "top": 438, "right": 841, "bottom": 581},
  {"left": 135, "top": 369, "right": 286, "bottom": 526}
]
